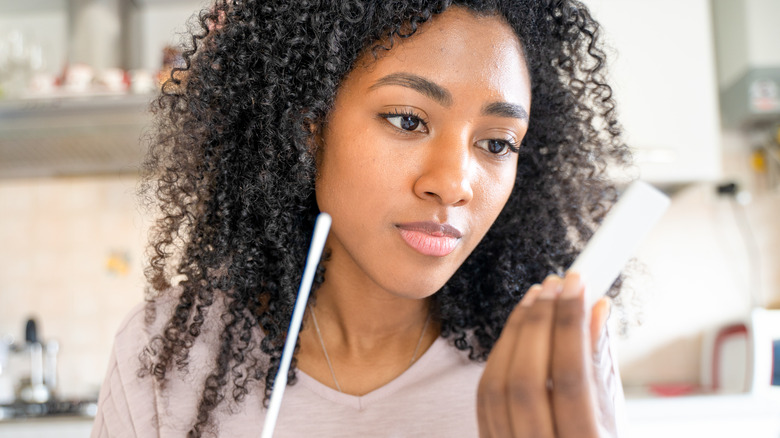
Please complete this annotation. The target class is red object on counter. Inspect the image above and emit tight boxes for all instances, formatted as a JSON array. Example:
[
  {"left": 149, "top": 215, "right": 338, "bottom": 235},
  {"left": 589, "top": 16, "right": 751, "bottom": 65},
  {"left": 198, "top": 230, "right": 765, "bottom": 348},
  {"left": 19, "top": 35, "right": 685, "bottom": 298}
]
[{"left": 648, "top": 383, "right": 699, "bottom": 397}]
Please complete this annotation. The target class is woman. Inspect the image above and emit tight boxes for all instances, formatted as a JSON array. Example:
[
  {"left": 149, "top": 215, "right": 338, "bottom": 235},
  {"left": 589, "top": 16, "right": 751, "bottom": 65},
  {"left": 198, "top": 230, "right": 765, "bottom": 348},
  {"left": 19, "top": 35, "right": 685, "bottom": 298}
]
[{"left": 93, "top": 0, "right": 630, "bottom": 436}]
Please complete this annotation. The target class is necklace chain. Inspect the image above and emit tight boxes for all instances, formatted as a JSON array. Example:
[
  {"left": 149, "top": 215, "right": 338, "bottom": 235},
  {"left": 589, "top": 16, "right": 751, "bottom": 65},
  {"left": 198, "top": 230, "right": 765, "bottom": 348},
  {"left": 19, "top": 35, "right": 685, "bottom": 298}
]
[
  {"left": 308, "top": 303, "right": 431, "bottom": 394},
  {"left": 309, "top": 303, "right": 343, "bottom": 392}
]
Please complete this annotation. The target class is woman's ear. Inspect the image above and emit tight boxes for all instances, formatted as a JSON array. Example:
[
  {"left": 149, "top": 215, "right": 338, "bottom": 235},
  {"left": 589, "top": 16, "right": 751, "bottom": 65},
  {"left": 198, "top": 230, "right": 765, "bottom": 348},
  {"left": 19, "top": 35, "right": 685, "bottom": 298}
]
[
  {"left": 307, "top": 120, "right": 326, "bottom": 161},
  {"left": 308, "top": 122, "right": 321, "bottom": 147}
]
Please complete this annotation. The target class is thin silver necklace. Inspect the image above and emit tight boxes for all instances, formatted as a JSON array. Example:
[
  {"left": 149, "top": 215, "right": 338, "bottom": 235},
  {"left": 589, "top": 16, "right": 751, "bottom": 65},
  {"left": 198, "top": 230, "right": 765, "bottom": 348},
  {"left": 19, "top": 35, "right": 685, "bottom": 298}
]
[{"left": 308, "top": 303, "right": 432, "bottom": 393}]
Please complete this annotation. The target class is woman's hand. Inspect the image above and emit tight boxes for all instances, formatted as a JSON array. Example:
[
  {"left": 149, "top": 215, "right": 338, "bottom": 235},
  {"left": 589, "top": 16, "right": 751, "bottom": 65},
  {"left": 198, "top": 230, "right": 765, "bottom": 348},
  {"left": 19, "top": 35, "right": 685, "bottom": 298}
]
[{"left": 477, "top": 272, "right": 616, "bottom": 437}]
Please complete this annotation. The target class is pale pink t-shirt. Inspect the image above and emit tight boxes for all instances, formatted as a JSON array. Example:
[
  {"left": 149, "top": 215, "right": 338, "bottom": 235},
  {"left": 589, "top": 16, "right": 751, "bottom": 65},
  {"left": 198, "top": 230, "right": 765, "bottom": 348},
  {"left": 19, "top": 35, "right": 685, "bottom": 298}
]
[
  {"left": 91, "top": 298, "right": 626, "bottom": 437},
  {"left": 91, "top": 301, "right": 485, "bottom": 437}
]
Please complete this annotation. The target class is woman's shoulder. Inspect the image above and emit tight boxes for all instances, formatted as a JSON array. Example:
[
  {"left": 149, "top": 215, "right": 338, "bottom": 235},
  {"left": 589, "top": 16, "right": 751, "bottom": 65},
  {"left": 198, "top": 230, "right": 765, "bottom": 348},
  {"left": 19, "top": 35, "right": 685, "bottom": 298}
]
[
  {"left": 92, "top": 297, "right": 169, "bottom": 438},
  {"left": 93, "top": 288, "right": 221, "bottom": 437},
  {"left": 112, "top": 301, "right": 150, "bottom": 343},
  {"left": 112, "top": 287, "right": 228, "bottom": 371},
  {"left": 112, "top": 289, "right": 180, "bottom": 347}
]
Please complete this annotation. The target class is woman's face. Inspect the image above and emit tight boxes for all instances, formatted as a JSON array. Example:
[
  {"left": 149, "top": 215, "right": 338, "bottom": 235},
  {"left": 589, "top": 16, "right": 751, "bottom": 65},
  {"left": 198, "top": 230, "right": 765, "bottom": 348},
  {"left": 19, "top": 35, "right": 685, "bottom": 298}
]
[{"left": 316, "top": 7, "right": 531, "bottom": 299}]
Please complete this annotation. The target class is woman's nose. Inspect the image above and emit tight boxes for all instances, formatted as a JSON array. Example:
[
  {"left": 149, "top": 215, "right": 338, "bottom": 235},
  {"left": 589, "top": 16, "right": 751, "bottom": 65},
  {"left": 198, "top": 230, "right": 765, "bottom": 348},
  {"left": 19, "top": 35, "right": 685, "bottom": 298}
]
[{"left": 413, "top": 134, "right": 474, "bottom": 206}]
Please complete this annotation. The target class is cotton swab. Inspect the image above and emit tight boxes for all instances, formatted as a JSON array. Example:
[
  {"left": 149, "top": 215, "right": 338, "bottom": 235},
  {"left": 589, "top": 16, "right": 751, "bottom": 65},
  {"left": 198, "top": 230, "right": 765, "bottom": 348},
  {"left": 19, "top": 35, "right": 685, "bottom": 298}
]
[
  {"left": 261, "top": 212, "right": 332, "bottom": 438},
  {"left": 569, "top": 180, "right": 670, "bottom": 307}
]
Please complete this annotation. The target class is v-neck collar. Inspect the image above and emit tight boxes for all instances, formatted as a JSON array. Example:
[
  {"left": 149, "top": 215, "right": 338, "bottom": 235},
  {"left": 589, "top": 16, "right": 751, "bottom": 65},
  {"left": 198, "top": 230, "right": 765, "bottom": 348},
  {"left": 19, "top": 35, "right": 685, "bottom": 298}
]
[{"left": 294, "top": 336, "right": 447, "bottom": 411}]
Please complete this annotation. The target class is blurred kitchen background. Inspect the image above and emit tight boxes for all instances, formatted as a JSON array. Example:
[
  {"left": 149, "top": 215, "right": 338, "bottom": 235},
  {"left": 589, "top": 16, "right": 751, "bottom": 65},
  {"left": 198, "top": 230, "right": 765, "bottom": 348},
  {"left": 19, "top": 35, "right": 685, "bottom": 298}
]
[{"left": 0, "top": 0, "right": 778, "bottom": 436}]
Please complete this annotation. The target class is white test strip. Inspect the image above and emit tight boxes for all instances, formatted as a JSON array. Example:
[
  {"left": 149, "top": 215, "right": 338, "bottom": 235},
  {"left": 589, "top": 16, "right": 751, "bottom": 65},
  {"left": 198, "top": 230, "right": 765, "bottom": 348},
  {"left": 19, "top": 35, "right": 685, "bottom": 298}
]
[
  {"left": 569, "top": 180, "right": 670, "bottom": 307},
  {"left": 261, "top": 212, "right": 332, "bottom": 438}
]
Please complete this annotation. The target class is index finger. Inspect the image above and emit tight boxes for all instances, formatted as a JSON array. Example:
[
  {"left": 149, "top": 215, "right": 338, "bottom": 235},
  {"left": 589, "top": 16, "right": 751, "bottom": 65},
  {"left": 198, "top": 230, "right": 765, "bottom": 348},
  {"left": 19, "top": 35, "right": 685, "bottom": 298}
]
[{"left": 551, "top": 273, "right": 599, "bottom": 437}]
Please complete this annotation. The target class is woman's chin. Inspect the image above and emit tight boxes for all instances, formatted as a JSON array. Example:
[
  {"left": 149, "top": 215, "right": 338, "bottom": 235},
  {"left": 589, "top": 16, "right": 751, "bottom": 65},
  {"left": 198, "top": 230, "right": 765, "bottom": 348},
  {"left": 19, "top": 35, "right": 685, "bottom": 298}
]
[{"left": 375, "top": 273, "right": 453, "bottom": 301}]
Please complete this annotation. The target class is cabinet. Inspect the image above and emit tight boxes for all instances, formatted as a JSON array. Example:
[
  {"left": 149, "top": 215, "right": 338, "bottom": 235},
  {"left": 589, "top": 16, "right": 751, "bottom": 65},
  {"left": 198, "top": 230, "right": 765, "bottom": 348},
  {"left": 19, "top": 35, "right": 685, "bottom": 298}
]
[
  {"left": 585, "top": 0, "right": 722, "bottom": 184},
  {"left": 712, "top": 0, "right": 780, "bottom": 128}
]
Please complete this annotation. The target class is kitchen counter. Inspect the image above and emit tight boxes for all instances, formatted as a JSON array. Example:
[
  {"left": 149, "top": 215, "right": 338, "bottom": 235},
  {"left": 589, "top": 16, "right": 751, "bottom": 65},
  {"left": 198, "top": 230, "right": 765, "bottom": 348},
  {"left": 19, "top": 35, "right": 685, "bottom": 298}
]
[
  {"left": 0, "top": 400, "right": 96, "bottom": 438},
  {"left": 0, "top": 415, "right": 94, "bottom": 438},
  {"left": 625, "top": 392, "right": 780, "bottom": 438},
  {"left": 2, "top": 394, "right": 778, "bottom": 437}
]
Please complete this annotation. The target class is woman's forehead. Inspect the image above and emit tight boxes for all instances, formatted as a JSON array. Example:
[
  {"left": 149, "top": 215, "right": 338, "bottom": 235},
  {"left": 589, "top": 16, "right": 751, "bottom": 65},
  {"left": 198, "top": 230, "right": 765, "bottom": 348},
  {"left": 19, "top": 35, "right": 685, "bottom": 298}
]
[{"left": 344, "top": 8, "right": 531, "bottom": 109}]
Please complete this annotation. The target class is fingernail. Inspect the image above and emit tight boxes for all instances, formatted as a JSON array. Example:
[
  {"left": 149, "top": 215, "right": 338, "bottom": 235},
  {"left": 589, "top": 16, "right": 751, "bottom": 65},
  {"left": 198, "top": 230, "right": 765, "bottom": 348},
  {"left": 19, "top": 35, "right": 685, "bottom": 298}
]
[
  {"left": 541, "top": 276, "right": 562, "bottom": 298},
  {"left": 592, "top": 298, "right": 611, "bottom": 358},
  {"left": 561, "top": 272, "right": 583, "bottom": 299},
  {"left": 521, "top": 285, "right": 543, "bottom": 306}
]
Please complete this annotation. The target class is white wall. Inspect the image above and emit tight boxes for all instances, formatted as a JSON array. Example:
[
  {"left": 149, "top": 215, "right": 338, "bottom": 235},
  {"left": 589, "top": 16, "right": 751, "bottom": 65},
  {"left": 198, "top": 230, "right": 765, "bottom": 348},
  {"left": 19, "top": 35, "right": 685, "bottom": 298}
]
[{"left": 615, "top": 132, "right": 780, "bottom": 389}]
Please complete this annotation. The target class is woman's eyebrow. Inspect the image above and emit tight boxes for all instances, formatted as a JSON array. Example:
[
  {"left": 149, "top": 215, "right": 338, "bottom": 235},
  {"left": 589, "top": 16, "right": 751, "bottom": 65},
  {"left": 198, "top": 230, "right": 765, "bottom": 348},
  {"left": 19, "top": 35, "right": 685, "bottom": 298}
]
[
  {"left": 369, "top": 72, "right": 453, "bottom": 106},
  {"left": 481, "top": 101, "right": 529, "bottom": 121},
  {"left": 369, "top": 72, "right": 528, "bottom": 121}
]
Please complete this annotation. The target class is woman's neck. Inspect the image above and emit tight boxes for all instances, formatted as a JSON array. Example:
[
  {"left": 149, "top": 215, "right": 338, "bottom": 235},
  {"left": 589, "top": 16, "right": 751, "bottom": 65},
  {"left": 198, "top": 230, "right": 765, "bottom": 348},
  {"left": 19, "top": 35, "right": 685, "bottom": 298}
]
[
  {"left": 296, "top": 262, "right": 439, "bottom": 395},
  {"left": 310, "top": 272, "right": 432, "bottom": 359}
]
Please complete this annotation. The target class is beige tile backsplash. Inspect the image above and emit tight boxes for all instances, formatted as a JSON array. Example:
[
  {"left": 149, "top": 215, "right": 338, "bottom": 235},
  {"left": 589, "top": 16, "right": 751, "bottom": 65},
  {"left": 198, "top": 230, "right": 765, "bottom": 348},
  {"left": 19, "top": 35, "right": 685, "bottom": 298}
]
[
  {"left": 0, "top": 176, "right": 149, "bottom": 399},
  {"left": 0, "top": 139, "right": 778, "bottom": 399}
]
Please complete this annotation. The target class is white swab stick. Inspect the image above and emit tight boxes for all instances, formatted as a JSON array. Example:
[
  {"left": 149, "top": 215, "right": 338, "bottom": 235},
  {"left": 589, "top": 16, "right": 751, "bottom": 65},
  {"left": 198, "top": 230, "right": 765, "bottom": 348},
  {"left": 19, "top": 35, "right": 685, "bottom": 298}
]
[
  {"left": 568, "top": 180, "right": 670, "bottom": 307},
  {"left": 261, "top": 212, "right": 332, "bottom": 438}
]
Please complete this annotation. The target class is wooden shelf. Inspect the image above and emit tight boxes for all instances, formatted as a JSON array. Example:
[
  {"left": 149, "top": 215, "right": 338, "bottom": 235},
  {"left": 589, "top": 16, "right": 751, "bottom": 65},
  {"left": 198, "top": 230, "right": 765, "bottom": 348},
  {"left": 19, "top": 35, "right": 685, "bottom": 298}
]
[{"left": 0, "top": 94, "right": 154, "bottom": 178}]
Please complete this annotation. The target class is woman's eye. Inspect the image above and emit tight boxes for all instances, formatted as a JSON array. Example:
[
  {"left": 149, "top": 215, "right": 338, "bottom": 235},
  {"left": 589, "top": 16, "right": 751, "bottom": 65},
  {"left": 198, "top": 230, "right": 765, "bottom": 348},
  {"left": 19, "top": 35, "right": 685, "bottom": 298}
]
[
  {"left": 385, "top": 114, "right": 427, "bottom": 133},
  {"left": 476, "top": 139, "right": 516, "bottom": 156}
]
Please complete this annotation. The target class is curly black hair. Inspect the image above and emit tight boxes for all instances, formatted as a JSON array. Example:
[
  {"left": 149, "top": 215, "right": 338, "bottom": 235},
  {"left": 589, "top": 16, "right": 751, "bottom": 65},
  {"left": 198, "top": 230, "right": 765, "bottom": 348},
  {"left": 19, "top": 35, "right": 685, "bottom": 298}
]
[{"left": 138, "top": 0, "right": 630, "bottom": 435}]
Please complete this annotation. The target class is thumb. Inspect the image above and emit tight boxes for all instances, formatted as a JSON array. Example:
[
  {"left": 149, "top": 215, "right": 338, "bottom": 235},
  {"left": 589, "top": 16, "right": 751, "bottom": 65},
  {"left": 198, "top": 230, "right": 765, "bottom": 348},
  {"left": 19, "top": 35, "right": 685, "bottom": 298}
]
[{"left": 590, "top": 297, "right": 611, "bottom": 354}]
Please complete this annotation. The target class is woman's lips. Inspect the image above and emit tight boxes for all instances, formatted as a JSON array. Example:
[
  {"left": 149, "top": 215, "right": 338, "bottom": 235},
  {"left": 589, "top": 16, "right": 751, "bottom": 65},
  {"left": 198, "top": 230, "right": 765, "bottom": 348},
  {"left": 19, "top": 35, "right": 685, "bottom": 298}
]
[{"left": 396, "top": 222, "right": 462, "bottom": 257}]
